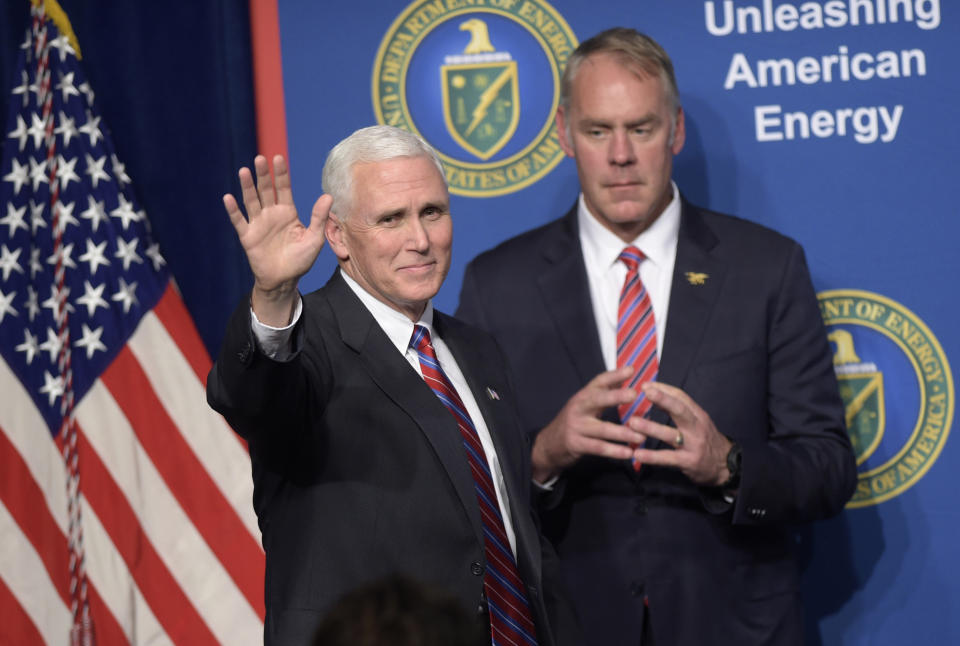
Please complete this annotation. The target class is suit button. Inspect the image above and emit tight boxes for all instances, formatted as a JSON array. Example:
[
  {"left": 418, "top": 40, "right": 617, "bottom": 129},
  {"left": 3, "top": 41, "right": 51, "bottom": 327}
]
[
  {"left": 634, "top": 500, "right": 647, "bottom": 515},
  {"left": 630, "top": 582, "right": 644, "bottom": 597},
  {"left": 470, "top": 561, "right": 484, "bottom": 576}
]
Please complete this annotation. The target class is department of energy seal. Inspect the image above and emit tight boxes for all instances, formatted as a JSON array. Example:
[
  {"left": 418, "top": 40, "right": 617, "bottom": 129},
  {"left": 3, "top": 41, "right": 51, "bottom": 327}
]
[
  {"left": 819, "top": 290, "right": 953, "bottom": 507},
  {"left": 372, "top": 0, "right": 577, "bottom": 197}
]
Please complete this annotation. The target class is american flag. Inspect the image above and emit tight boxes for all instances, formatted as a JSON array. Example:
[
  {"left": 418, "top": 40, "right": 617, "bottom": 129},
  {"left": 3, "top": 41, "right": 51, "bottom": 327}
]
[{"left": 0, "top": 4, "right": 264, "bottom": 644}]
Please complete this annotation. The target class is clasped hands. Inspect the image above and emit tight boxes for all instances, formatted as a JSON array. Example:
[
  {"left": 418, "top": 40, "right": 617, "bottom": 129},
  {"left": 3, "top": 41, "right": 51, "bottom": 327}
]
[{"left": 531, "top": 366, "right": 732, "bottom": 486}]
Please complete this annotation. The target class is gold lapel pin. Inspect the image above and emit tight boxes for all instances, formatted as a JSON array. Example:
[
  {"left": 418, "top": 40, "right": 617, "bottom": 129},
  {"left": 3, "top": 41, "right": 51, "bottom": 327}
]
[{"left": 685, "top": 272, "right": 708, "bottom": 286}]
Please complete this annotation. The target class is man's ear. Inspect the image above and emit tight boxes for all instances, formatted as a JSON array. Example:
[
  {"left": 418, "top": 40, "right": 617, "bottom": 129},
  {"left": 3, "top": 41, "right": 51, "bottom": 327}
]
[
  {"left": 556, "top": 107, "right": 576, "bottom": 158},
  {"left": 325, "top": 210, "right": 350, "bottom": 261},
  {"left": 671, "top": 106, "right": 687, "bottom": 155}
]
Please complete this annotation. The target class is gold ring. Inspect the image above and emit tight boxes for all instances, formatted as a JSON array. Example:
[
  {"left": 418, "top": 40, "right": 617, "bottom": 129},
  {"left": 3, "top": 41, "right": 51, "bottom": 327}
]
[{"left": 675, "top": 431, "right": 684, "bottom": 447}]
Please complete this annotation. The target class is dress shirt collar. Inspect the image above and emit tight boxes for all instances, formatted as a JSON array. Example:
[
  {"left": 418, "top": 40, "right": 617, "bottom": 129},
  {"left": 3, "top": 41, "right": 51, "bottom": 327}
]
[
  {"left": 339, "top": 269, "right": 435, "bottom": 353},
  {"left": 577, "top": 181, "right": 682, "bottom": 272}
]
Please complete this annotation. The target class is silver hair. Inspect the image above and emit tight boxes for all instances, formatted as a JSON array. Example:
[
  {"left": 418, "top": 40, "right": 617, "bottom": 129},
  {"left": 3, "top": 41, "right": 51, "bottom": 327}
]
[
  {"left": 560, "top": 28, "right": 681, "bottom": 143},
  {"left": 321, "top": 125, "right": 446, "bottom": 217}
]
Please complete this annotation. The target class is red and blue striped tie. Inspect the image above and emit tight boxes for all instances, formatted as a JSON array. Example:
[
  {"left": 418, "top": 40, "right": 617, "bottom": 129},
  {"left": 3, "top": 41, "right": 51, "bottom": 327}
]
[
  {"left": 410, "top": 325, "right": 538, "bottom": 646},
  {"left": 617, "top": 246, "right": 659, "bottom": 423}
]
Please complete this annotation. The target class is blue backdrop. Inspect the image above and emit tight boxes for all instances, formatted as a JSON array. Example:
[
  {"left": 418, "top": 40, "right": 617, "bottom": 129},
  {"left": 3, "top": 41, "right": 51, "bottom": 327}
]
[{"left": 277, "top": 1, "right": 957, "bottom": 644}]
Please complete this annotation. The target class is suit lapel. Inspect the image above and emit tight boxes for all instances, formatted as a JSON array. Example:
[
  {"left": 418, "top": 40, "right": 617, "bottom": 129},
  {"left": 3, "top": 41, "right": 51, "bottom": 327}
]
[
  {"left": 657, "top": 200, "right": 726, "bottom": 414},
  {"left": 325, "top": 273, "right": 485, "bottom": 546},
  {"left": 437, "top": 312, "right": 544, "bottom": 585},
  {"left": 536, "top": 207, "right": 607, "bottom": 385}
]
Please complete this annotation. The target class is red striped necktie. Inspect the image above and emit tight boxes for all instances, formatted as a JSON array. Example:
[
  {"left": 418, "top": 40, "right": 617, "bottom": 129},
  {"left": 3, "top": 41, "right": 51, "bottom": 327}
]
[
  {"left": 410, "top": 325, "right": 538, "bottom": 646},
  {"left": 617, "top": 246, "right": 660, "bottom": 423}
]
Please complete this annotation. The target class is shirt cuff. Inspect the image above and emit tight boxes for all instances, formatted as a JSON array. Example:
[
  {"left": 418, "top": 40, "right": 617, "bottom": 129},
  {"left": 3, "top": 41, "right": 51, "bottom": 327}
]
[
  {"left": 532, "top": 475, "right": 559, "bottom": 491},
  {"left": 250, "top": 297, "right": 303, "bottom": 361}
]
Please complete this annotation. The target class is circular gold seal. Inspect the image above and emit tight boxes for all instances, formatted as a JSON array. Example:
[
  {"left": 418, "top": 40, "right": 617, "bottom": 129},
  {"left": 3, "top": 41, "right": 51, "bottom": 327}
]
[
  {"left": 372, "top": 0, "right": 577, "bottom": 197},
  {"left": 819, "top": 289, "right": 954, "bottom": 507}
]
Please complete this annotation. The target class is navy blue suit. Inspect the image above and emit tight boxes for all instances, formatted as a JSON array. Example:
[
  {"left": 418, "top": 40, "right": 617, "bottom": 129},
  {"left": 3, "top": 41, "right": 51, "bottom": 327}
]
[
  {"left": 456, "top": 200, "right": 856, "bottom": 646},
  {"left": 207, "top": 270, "right": 580, "bottom": 646}
]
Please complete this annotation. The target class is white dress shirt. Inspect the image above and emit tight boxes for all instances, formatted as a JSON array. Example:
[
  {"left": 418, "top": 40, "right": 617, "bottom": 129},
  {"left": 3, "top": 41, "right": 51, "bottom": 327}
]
[
  {"left": 577, "top": 182, "right": 682, "bottom": 371},
  {"left": 250, "top": 271, "right": 518, "bottom": 556}
]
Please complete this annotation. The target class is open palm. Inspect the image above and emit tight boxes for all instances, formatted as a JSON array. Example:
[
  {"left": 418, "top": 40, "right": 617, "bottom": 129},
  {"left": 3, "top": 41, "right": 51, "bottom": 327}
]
[{"left": 223, "top": 154, "right": 329, "bottom": 295}]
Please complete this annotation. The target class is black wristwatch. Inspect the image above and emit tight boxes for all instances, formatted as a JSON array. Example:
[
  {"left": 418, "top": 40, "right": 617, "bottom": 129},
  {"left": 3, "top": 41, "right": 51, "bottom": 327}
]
[{"left": 720, "top": 441, "right": 741, "bottom": 490}]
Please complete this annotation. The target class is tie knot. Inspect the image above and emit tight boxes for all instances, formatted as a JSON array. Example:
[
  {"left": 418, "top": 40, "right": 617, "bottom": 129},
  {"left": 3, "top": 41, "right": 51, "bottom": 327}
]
[
  {"left": 410, "top": 325, "right": 432, "bottom": 353},
  {"left": 619, "top": 246, "right": 644, "bottom": 272}
]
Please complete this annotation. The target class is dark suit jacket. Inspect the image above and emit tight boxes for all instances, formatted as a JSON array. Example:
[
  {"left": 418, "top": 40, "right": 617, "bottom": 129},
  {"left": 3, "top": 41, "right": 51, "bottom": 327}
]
[
  {"left": 207, "top": 270, "right": 579, "bottom": 646},
  {"left": 456, "top": 200, "right": 857, "bottom": 646}
]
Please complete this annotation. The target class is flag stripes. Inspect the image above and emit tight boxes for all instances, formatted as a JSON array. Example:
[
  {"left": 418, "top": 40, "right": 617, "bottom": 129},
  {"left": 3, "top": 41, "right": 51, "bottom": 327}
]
[
  {"left": 1, "top": 5, "right": 265, "bottom": 640},
  {"left": 0, "top": 302, "right": 264, "bottom": 644}
]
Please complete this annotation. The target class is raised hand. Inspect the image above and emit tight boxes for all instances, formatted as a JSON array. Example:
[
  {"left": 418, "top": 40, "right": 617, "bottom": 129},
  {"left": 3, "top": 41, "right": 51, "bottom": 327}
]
[
  {"left": 531, "top": 366, "right": 648, "bottom": 483},
  {"left": 223, "top": 154, "right": 330, "bottom": 325}
]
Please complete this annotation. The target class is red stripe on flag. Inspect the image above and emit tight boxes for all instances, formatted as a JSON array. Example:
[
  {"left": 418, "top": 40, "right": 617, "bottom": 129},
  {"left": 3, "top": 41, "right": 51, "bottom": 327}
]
[
  {"left": 152, "top": 285, "right": 249, "bottom": 454},
  {"left": 0, "top": 426, "right": 69, "bottom": 598},
  {"left": 86, "top": 584, "right": 131, "bottom": 646},
  {"left": 0, "top": 425, "right": 130, "bottom": 644},
  {"left": 76, "top": 425, "right": 220, "bottom": 645},
  {"left": 0, "top": 575, "right": 45, "bottom": 646},
  {"left": 101, "top": 347, "right": 266, "bottom": 619},
  {"left": 152, "top": 284, "right": 213, "bottom": 385}
]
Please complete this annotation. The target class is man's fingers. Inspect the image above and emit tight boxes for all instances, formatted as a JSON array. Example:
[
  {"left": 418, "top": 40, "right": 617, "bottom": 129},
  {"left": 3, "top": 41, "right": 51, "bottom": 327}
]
[
  {"left": 274, "top": 155, "right": 294, "bottom": 204},
  {"left": 254, "top": 154, "right": 276, "bottom": 208},
  {"left": 629, "top": 417, "right": 678, "bottom": 446},
  {"left": 642, "top": 381, "right": 696, "bottom": 423},
  {"left": 238, "top": 166, "right": 261, "bottom": 219},
  {"left": 632, "top": 447, "right": 682, "bottom": 469},
  {"left": 310, "top": 194, "right": 333, "bottom": 235},
  {"left": 222, "top": 194, "right": 247, "bottom": 237},
  {"left": 579, "top": 437, "right": 635, "bottom": 461},
  {"left": 579, "top": 386, "right": 637, "bottom": 413},
  {"left": 589, "top": 365, "right": 635, "bottom": 389}
]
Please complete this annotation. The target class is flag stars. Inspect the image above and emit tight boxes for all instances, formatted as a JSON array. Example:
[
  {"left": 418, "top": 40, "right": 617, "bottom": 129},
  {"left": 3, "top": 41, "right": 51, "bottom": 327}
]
[
  {"left": 15, "top": 328, "right": 39, "bottom": 365},
  {"left": 47, "top": 242, "right": 77, "bottom": 272},
  {"left": 55, "top": 112, "right": 78, "bottom": 147},
  {"left": 0, "top": 245, "right": 25, "bottom": 281},
  {"left": 79, "top": 111, "right": 103, "bottom": 146},
  {"left": 3, "top": 157, "right": 29, "bottom": 194},
  {"left": 56, "top": 154, "right": 81, "bottom": 190},
  {"left": 112, "top": 277, "right": 138, "bottom": 313},
  {"left": 52, "top": 200, "right": 79, "bottom": 236},
  {"left": 79, "top": 239, "right": 110, "bottom": 275},
  {"left": 0, "top": 288, "right": 17, "bottom": 324},
  {"left": 0, "top": 202, "right": 29, "bottom": 237},
  {"left": 39, "top": 327, "right": 66, "bottom": 363},
  {"left": 25, "top": 285, "right": 39, "bottom": 321},
  {"left": 29, "top": 200, "right": 46, "bottom": 235},
  {"left": 75, "top": 323, "right": 106, "bottom": 359},
  {"left": 42, "top": 284, "right": 73, "bottom": 320},
  {"left": 27, "top": 112, "right": 48, "bottom": 150},
  {"left": 39, "top": 370, "right": 65, "bottom": 407},
  {"left": 8, "top": 114, "right": 29, "bottom": 151},
  {"left": 76, "top": 280, "right": 108, "bottom": 317},
  {"left": 29, "top": 247, "right": 43, "bottom": 280},
  {"left": 28, "top": 157, "right": 48, "bottom": 192},
  {"left": 55, "top": 70, "right": 80, "bottom": 102},
  {"left": 49, "top": 34, "right": 77, "bottom": 62},
  {"left": 110, "top": 194, "right": 141, "bottom": 230},
  {"left": 80, "top": 195, "right": 107, "bottom": 232},
  {"left": 78, "top": 81, "right": 95, "bottom": 106},
  {"left": 12, "top": 69, "right": 30, "bottom": 108},
  {"left": 111, "top": 155, "right": 131, "bottom": 185},
  {"left": 115, "top": 237, "right": 143, "bottom": 270},
  {"left": 145, "top": 242, "right": 165, "bottom": 271},
  {"left": 84, "top": 154, "right": 110, "bottom": 188}
]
